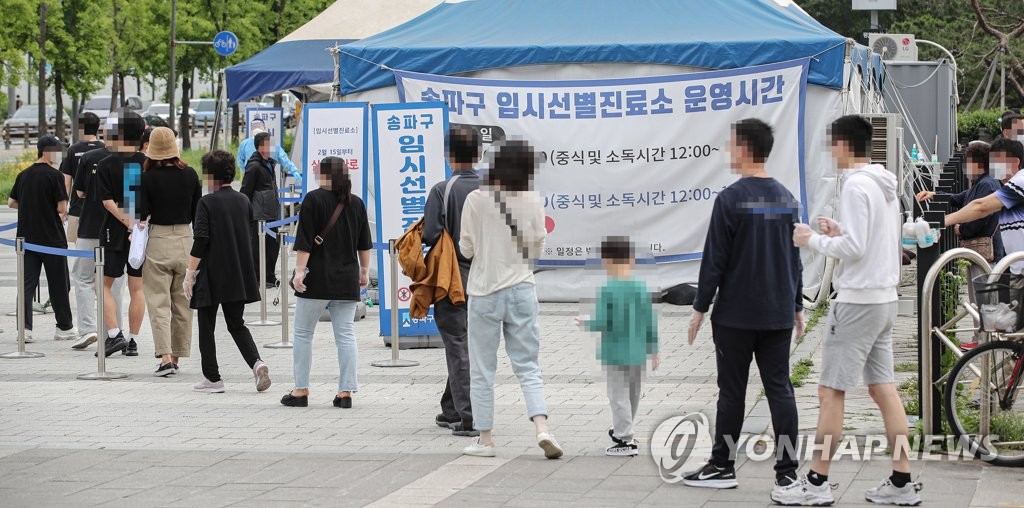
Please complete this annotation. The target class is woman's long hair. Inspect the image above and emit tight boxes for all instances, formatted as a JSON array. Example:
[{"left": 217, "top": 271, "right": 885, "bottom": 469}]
[
  {"left": 144, "top": 156, "right": 189, "bottom": 172},
  {"left": 320, "top": 156, "right": 352, "bottom": 201}
]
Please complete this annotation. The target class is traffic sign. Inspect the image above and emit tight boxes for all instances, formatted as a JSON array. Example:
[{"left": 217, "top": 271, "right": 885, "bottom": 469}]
[{"left": 213, "top": 31, "right": 239, "bottom": 57}]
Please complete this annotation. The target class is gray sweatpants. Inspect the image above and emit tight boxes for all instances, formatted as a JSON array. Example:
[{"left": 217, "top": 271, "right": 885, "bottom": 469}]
[{"left": 607, "top": 364, "right": 644, "bottom": 442}]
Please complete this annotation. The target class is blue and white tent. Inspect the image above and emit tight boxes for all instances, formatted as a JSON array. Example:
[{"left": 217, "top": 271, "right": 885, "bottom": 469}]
[
  {"left": 255, "top": 0, "right": 887, "bottom": 302},
  {"left": 225, "top": 0, "right": 443, "bottom": 103}
]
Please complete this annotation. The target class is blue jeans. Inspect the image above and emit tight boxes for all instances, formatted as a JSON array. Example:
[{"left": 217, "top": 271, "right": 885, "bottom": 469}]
[
  {"left": 292, "top": 298, "right": 358, "bottom": 392},
  {"left": 467, "top": 282, "right": 548, "bottom": 431}
]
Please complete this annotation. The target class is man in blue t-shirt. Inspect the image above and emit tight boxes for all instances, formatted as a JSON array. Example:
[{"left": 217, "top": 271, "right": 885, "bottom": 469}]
[{"left": 684, "top": 119, "right": 803, "bottom": 494}]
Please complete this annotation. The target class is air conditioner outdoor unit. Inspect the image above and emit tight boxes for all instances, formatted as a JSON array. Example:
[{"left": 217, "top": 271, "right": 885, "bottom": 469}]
[
  {"left": 868, "top": 34, "right": 918, "bottom": 62},
  {"left": 863, "top": 113, "right": 904, "bottom": 192}
]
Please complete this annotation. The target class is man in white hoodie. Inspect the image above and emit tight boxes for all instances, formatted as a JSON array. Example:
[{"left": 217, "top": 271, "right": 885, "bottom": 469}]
[{"left": 780, "top": 115, "right": 920, "bottom": 506}]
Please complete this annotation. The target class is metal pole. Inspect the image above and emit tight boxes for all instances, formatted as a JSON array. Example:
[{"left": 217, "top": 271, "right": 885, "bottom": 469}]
[
  {"left": 372, "top": 239, "right": 418, "bottom": 367},
  {"left": 1, "top": 238, "right": 44, "bottom": 358},
  {"left": 169, "top": 0, "right": 176, "bottom": 121},
  {"left": 77, "top": 247, "right": 127, "bottom": 379},
  {"left": 265, "top": 224, "right": 292, "bottom": 349},
  {"left": 252, "top": 220, "right": 278, "bottom": 326}
]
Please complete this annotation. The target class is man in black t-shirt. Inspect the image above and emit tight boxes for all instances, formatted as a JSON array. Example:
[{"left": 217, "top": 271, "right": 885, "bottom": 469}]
[
  {"left": 69, "top": 118, "right": 127, "bottom": 352},
  {"left": 61, "top": 112, "right": 104, "bottom": 244},
  {"left": 8, "top": 135, "right": 76, "bottom": 342},
  {"left": 94, "top": 112, "right": 148, "bottom": 358}
]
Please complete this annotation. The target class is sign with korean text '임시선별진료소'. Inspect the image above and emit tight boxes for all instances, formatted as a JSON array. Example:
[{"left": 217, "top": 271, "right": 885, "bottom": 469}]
[
  {"left": 372, "top": 102, "right": 450, "bottom": 337},
  {"left": 302, "top": 103, "right": 368, "bottom": 198},
  {"left": 396, "top": 60, "right": 809, "bottom": 267}
]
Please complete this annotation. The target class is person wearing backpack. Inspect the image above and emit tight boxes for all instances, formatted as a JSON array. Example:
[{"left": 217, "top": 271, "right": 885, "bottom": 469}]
[
  {"left": 423, "top": 126, "right": 482, "bottom": 437},
  {"left": 281, "top": 156, "right": 373, "bottom": 409}
]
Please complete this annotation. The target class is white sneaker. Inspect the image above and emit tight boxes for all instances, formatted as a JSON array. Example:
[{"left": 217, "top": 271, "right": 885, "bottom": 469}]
[
  {"left": 463, "top": 439, "right": 496, "bottom": 457},
  {"left": 537, "top": 432, "right": 564, "bottom": 459},
  {"left": 71, "top": 332, "right": 97, "bottom": 349},
  {"left": 771, "top": 476, "right": 835, "bottom": 506},
  {"left": 21, "top": 331, "right": 34, "bottom": 344},
  {"left": 253, "top": 360, "right": 271, "bottom": 392},
  {"left": 193, "top": 378, "right": 226, "bottom": 393},
  {"left": 865, "top": 478, "right": 922, "bottom": 506},
  {"left": 54, "top": 327, "right": 79, "bottom": 341}
]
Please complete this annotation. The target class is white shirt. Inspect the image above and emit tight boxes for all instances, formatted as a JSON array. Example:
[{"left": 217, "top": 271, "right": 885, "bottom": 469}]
[{"left": 459, "top": 189, "right": 546, "bottom": 296}]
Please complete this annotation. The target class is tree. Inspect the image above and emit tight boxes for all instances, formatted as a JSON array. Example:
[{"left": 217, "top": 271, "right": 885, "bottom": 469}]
[
  {"left": 0, "top": 0, "right": 36, "bottom": 89},
  {"left": 48, "top": 0, "right": 111, "bottom": 139},
  {"left": 799, "top": 0, "right": 1024, "bottom": 110}
]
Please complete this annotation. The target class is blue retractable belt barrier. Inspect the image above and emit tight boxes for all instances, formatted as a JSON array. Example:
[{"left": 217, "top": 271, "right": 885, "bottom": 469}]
[
  {"left": 0, "top": 223, "right": 18, "bottom": 233},
  {"left": 0, "top": 222, "right": 94, "bottom": 258},
  {"left": 280, "top": 197, "right": 302, "bottom": 204}
]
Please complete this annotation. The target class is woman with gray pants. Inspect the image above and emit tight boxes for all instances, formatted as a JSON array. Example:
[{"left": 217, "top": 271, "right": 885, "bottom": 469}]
[{"left": 458, "top": 139, "right": 563, "bottom": 459}]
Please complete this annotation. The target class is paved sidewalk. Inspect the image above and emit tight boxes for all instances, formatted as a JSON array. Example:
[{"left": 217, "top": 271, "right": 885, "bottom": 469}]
[{"left": 0, "top": 208, "right": 1021, "bottom": 507}]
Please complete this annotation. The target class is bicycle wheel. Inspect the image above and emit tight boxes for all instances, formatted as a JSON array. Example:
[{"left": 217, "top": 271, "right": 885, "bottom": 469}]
[{"left": 944, "top": 340, "right": 1024, "bottom": 467}]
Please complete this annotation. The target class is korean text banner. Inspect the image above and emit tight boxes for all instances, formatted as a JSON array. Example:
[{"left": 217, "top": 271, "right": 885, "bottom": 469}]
[
  {"left": 372, "top": 102, "right": 450, "bottom": 337},
  {"left": 396, "top": 60, "right": 809, "bottom": 266},
  {"left": 245, "top": 107, "right": 284, "bottom": 147},
  {"left": 302, "top": 103, "right": 368, "bottom": 198}
]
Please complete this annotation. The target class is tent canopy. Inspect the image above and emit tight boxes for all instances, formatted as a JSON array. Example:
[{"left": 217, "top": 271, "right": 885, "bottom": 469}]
[
  {"left": 225, "top": 0, "right": 444, "bottom": 103},
  {"left": 338, "top": 0, "right": 851, "bottom": 95}
]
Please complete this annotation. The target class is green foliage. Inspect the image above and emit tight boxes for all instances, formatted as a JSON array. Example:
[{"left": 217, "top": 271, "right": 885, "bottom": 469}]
[
  {"left": 800, "top": 0, "right": 1024, "bottom": 110},
  {"left": 790, "top": 358, "right": 814, "bottom": 388},
  {"left": 0, "top": 0, "right": 37, "bottom": 86},
  {"left": 0, "top": 152, "right": 36, "bottom": 201},
  {"left": 894, "top": 361, "right": 918, "bottom": 373},
  {"left": 798, "top": 299, "right": 830, "bottom": 345},
  {"left": 899, "top": 375, "right": 920, "bottom": 416},
  {"left": 958, "top": 109, "right": 1005, "bottom": 140}
]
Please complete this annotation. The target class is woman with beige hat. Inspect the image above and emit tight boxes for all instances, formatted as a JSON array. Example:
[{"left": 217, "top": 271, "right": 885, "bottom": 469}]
[{"left": 139, "top": 126, "right": 202, "bottom": 377}]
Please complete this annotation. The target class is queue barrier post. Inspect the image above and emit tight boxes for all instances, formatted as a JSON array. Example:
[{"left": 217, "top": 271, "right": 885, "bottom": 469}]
[
  {"left": 1, "top": 238, "right": 45, "bottom": 359},
  {"left": 372, "top": 239, "right": 418, "bottom": 368},
  {"left": 265, "top": 224, "right": 292, "bottom": 349},
  {"left": 77, "top": 247, "right": 127, "bottom": 380},
  {"left": 252, "top": 219, "right": 279, "bottom": 327}
]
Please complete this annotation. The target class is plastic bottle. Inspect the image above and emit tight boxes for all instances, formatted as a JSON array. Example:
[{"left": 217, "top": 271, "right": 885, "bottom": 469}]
[
  {"left": 911, "top": 144, "right": 919, "bottom": 162},
  {"left": 902, "top": 212, "right": 918, "bottom": 249},
  {"left": 915, "top": 217, "right": 932, "bottom": 248}
]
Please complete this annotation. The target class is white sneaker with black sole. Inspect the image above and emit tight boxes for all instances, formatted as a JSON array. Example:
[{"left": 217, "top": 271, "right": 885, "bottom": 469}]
[
  {"left": 770, "top": 476, "right": 835, "bottom": 506},
  {"left": 605, "top": 430, "right": 639, "bottom": 456},
  {"left": 864, "top": 478, "right": 922, "bottom": 506},
  {"left": 71, "top": 332, "right": 97, "bottom": 350},
  {"left": 20, "top": 331, "right": 34, "bottom": 344},
  {"left": 54, "top": 327, "right": 79, "bottom": 341},
  {"left": 682, "top": 463, "right": 738, "bottom": 489}
]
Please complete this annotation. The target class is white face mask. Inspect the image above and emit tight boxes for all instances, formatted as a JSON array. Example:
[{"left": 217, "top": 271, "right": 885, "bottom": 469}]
[
  {"left": 992, "top": 162, "right": 1012, "bottom": 180},
  {"left": 1016, "top": 133, "right": 1024, "bottom": 143}
]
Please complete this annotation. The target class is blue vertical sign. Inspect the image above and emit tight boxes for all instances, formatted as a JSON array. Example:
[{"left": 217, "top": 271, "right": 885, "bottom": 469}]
[{"left": 372, "top": 102, "right": 450, "bottom": 337}]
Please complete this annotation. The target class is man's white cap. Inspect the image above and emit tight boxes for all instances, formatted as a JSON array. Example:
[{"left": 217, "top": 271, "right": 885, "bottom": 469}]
[{"left": 251, "top": 127, "right": 266, "bottom": 135}]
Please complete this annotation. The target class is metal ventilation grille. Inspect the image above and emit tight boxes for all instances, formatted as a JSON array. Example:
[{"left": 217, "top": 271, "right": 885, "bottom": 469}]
[{"left": 870, "top": 116, "right": 889, "bottom": 166}]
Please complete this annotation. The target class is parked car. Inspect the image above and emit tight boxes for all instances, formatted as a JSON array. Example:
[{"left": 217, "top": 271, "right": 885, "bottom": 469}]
[
  {"left": 3, "top": 105, "right": 58, "bottom": 137},
  {"left": 192, "top": 98, "right": 217, "bottom": 128},
  {"left": 144, "top": 103, "right": 197, "bottom": 130},
  {"left": 82, "top": 95, "right": 145, "bottom": 122}
]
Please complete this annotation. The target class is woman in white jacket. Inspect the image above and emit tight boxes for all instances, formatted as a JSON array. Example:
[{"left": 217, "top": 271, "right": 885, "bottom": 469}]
[{"left": 458, "top": 139, "right": 563, "bottom": 460}]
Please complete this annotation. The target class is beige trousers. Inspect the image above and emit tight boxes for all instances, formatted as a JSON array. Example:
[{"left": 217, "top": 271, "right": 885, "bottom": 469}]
[{"left": 143, "top": 224, "right": 194, "bottom": 358}]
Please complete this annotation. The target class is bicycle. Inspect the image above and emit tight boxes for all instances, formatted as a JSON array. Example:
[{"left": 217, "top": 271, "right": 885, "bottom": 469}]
[{"left": 942, "top": 273, "right": 1024, "bottom": 467}]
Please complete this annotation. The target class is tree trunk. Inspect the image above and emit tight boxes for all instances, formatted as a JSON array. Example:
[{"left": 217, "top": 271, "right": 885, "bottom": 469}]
[
  {"left": 71, "top": 94, "right": 80, "bottom": 144},
  {"left": 118, "top": 72, "right": 126, "bottom": 108},
  {"left": 180, "top": 75, "right": 192, "bottom": 150},
  {"left": 231, "top": 103, "right": 239, "bottom": 143},
  {"left": 37, "top": 2, "right": 48, "bottom": 136},
  {"left": 109, "top": 67, "right": 119, "bottom": 112},
  {"left": 54, "top": 71, "right": 65, "bottom": 139},
  {"left": 273, "top": 92, "right": 283, "bottom": 108}
]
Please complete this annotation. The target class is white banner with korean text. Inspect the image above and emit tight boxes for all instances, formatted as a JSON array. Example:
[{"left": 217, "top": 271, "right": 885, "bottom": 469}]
[
  {"left": 372, "top": 102, "right": 450, "bottom": 336},
  {"left": 396, "top": 60, "right": 809, "bottom": 266},
  {"left": 302, "top": 103, "right": 368, "bottom": 198}
]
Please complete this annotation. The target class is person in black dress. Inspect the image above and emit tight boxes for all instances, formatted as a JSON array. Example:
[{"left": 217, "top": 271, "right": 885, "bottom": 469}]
[{"left": 185, "top": 150, "right": 270, "bottom": 393}]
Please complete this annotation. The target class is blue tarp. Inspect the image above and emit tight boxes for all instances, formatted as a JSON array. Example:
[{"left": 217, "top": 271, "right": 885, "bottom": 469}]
[
  {"left": 226, "top": 39, "right": 353, "bottom": 103},
  {"left": 338, "top": 0, "right": 850, "bottom": 95}
]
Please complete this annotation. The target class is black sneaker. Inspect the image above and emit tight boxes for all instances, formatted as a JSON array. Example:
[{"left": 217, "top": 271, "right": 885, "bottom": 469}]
[
  {"left": 682, "top": 463, "right": 738, "bottom": 489},
  {"left": 153, "top": 362, "right": 176, "bottom": 377},
  {"left": 435, "top": 414, "right": 458, "bottom": 429},
  {"left": 94, "top": 333, "right": 128, "bottom": 358},
  {"left": 451, "top": 422, "right": 480, "bottom": 437},
  {"left": 605, "top": 439, "right": 639, "bottom": 456},
  {"left": 123, "top": 338, "right": 138, "bottom": 356}
]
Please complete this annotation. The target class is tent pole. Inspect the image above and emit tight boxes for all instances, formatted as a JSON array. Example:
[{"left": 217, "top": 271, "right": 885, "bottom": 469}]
[{"left": 328, "top": 44, "right": 342, "bottom": 103}]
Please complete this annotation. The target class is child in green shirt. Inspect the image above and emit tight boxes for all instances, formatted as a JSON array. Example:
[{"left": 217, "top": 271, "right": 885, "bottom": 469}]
[{"left": 577, "top": 236, "right": 659, "bottom": 456}]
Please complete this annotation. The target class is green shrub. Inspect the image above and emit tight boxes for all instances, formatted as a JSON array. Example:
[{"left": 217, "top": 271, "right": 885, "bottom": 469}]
[
  {"left": 958, "top": 109, "right": 1004, "bottom": 141},
  {"left": 0, "top": 152, "right": 36, "bottom": 200}
]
